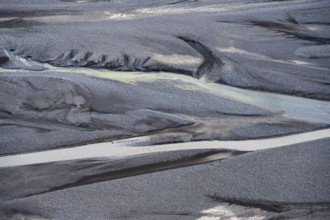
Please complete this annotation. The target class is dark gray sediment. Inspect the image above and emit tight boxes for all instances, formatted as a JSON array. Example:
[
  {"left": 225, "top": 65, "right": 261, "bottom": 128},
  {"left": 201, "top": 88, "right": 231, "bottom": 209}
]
[
  {"left": 0, "top": 0, "right": 330, "bottom": 219},
  {"left": 0, "top": 0, "right": 329, "bottom": 98},
  {"left": 1, "top": 139, "right": 329, "bottom": 219},
  {"left": 1, "top": 70, "right": 328, "bottom": 155}
]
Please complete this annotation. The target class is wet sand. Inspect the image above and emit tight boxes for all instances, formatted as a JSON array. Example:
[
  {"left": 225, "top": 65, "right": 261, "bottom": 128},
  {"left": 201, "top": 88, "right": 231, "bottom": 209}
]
[
  {"left": 1, "top": 68, "right": 329, "bottom": 155},
  {"left": 0, "top": 0, "right": 330, "bottom": 219},
  {"left": 1, "top": 139, "right": 329, "bottom": 219},
  {"left": 1, "top": 128, "right": 329, "bottom": 167}
]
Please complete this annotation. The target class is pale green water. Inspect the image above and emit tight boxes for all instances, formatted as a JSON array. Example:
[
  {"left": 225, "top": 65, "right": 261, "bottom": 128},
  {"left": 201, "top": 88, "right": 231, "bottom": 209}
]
[
  {"left": 55, "top": 67, "right": 330, "bottom": 124},
  {"left": 1, "top": 66, "right": 329, "bottom": 124}
]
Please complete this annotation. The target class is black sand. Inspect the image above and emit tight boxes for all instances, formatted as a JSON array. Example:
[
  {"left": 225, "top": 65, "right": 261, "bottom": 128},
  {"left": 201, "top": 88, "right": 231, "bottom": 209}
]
[{"left": 0, "top": 0, "right": 330, "bottom": 219}]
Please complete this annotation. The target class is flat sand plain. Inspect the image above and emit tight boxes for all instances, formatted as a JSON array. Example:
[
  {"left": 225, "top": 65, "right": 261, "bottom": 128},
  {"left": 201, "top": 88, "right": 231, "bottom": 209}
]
[{"left": 0, "top": 0, "right": 330, "bottom": 219}]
